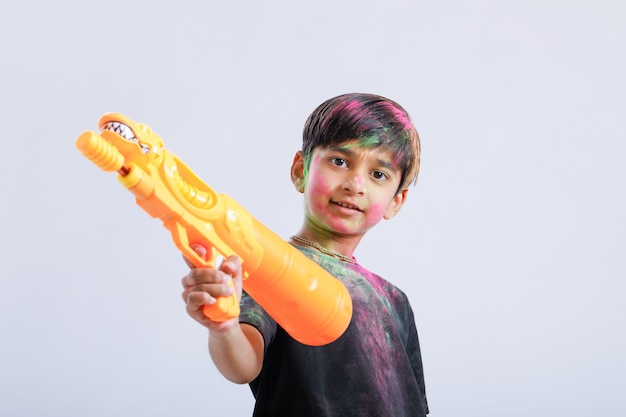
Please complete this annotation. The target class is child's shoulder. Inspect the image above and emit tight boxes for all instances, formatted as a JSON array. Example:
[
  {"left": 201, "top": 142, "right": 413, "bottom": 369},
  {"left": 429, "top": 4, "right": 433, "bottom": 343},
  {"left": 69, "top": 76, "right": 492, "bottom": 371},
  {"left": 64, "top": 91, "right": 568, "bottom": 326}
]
[
  {"left": 294, "top": 244, "right": 411, "bottom": 303},
  {"left": 351, "top": 263, "right": 410, "bottom": 301}
]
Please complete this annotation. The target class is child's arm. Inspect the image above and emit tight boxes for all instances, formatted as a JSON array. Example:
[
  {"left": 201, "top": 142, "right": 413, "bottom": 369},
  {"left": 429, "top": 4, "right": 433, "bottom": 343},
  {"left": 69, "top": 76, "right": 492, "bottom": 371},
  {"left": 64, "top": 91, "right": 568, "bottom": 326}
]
[
  {"left": 181, "top": 255, "right": 264, "bottom": 383},
  {"left": 209, "top": 322, "right": 264, "bottom": 384}
]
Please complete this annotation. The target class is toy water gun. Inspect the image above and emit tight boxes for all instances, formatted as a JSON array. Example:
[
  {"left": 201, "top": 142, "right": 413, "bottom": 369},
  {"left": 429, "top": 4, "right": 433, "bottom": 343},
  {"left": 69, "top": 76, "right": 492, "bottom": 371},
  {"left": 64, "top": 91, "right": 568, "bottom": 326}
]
[{"left": 75, "top": 113, "right": 352, "bottom": 346}]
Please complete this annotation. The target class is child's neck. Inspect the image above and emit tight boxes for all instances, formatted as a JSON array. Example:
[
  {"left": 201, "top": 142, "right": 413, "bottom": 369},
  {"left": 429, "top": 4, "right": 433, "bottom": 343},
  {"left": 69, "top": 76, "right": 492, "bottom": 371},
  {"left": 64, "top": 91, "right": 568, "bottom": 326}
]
[{"left": 290, "top": 229, "right": 362, "bottom": 262}]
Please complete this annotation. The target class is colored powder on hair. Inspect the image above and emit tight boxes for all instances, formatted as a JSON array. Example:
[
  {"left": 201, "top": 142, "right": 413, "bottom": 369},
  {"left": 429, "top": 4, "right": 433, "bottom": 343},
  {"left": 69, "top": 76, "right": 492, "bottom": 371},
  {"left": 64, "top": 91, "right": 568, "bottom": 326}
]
[
  {"left": 357, "top": 135, "right": 382, "bottom": 148},
  {"left": 382, "top": 101, "right": 413, "bottom": 132}
]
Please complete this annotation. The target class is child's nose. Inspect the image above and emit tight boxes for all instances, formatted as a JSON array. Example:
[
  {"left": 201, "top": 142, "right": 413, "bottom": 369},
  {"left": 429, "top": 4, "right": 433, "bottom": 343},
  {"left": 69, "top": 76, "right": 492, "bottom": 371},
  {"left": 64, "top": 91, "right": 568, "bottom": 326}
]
[{"left": 342, "top": 175, "right": 366, "bottom": 194}]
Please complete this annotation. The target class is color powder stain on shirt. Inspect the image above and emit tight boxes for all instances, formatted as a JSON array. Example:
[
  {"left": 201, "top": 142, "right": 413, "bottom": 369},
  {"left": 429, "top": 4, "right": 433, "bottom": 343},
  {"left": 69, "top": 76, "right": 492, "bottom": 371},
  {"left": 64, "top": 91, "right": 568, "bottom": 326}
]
[
  {"left": 293, "top": 250, "right": 406, "bottom": 399},
  {"left": 306, "top": 248, "right": 401, "bottom": 339},
  {"left": 385, "top": 331, "right": 393, "bottom": 348},
  {"left": 238, "top": 244, "right": 429, "bottom": 416}
]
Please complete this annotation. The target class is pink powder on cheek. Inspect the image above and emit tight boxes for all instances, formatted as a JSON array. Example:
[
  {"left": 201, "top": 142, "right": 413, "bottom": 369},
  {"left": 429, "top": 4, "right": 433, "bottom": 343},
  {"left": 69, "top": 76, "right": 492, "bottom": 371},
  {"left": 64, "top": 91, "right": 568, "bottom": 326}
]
[
  {"left": 306, "top": 163, "right": 333, "bottom": 212},
  {"left": 362, "top": 202, "right": 387, "bottom": 228}
]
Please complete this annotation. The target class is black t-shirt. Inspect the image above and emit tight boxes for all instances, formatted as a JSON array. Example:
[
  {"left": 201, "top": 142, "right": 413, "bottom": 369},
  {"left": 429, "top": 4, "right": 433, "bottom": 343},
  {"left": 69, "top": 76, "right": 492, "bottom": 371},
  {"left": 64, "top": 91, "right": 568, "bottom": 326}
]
[{"left": 239, "top": 246, "right": 429, "bottom": 417}]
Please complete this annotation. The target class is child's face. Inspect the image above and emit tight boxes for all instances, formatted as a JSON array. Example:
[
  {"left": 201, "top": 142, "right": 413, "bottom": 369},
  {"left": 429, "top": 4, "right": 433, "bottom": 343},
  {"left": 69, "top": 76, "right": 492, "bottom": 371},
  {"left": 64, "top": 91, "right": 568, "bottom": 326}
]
[{"left": 298, "top": 140, "right": 408, "bottom": 237}]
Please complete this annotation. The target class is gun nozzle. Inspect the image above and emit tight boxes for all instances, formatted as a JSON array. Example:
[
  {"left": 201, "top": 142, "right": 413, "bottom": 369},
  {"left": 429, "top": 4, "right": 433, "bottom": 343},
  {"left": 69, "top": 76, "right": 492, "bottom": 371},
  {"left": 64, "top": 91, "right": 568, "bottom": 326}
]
[{"left": 76, "top": 131, "right": 125, "bottom": 172}]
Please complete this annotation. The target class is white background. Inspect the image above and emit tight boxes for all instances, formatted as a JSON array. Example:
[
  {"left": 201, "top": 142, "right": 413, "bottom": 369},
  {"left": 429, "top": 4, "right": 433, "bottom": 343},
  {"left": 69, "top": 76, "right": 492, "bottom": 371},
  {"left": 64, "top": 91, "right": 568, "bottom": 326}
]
[{"left": 1, "top": 1, "right": 624, "bottom": 416}]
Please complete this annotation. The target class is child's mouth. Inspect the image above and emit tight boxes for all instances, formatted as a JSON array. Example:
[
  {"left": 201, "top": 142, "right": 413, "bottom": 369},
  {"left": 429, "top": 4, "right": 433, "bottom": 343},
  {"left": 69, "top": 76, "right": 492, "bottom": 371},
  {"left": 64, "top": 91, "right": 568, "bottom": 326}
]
[{"left": 332, "top": 201, "right": 363, "bottom": 212}]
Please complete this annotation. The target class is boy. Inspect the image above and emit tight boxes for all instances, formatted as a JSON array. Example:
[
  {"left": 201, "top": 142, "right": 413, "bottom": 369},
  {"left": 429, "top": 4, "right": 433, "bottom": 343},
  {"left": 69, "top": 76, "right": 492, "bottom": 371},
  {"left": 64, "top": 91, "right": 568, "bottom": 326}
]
[{"left": 181, "top": 93, "right": 429, "bottom": 416}]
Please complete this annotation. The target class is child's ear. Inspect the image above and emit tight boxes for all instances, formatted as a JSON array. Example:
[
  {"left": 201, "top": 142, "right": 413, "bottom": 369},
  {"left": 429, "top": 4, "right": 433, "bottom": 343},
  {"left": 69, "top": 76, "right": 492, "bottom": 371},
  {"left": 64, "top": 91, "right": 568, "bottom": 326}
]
[
  {"left": 384, "top": 188, "right": 409, "bottom": 220},
  {"left": 290, "top": 151, "right": 306, "bottom": 193}
]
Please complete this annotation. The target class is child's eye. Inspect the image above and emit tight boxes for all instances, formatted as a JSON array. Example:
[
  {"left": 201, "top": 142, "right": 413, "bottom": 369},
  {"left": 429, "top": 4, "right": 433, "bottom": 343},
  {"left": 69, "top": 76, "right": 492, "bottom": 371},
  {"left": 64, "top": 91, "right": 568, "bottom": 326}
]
[
  {"left": 372, "top": 171, "right": 389, "bottom": 180},
  {"left": 330, "top": 157, "right": 347, "bottom": 167}
]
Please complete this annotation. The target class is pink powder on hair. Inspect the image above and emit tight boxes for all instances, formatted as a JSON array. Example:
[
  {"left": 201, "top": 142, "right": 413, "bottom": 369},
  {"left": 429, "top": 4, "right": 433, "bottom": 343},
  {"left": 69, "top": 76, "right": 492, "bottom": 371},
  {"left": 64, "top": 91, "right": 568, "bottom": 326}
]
[{"left": 383, "top": 102, "right": 413, "bottom": 131}]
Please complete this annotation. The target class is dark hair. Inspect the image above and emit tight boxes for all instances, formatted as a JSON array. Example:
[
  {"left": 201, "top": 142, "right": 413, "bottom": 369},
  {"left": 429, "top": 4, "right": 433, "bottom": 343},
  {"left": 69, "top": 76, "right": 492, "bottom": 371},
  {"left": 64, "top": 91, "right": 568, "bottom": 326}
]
[{"left": 302, "top": 93, "right": 421, "bottom": 191}]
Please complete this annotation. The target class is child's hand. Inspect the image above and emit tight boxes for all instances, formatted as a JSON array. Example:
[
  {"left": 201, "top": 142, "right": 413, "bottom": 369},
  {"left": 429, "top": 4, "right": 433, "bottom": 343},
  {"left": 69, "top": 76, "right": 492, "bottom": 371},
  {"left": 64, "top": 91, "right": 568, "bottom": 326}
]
[{"left": 181, "top": 248, "right": 243, "bottom": 332}]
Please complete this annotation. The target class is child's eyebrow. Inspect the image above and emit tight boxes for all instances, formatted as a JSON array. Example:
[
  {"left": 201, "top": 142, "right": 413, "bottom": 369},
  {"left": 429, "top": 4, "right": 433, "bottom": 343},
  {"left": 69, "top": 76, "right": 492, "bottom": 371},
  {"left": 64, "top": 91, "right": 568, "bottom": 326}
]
[{"left": 328, "top": 145, "right": 399, "bottom": 172}]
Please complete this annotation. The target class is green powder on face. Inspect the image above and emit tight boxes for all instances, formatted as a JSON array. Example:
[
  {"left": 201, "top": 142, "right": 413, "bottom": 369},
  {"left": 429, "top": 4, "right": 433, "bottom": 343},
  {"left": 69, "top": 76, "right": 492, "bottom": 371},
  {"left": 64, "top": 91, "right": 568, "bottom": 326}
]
[{"left": 302, "top": 153, "right": 313, "bottom": 180}]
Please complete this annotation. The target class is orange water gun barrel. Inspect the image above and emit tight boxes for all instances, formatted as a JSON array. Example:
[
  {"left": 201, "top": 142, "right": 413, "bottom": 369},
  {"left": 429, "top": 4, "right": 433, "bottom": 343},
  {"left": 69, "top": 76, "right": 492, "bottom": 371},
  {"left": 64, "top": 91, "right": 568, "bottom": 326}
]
[{"left": 75, "top": 113, "right": 352, "bottom": 346}]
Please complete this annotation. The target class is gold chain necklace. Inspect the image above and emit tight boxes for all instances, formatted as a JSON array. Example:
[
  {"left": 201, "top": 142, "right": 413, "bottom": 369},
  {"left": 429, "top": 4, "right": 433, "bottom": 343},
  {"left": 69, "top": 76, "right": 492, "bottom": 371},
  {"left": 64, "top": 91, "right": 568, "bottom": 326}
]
[{"left": 290, "top": 235, "right": 357, "bottom": 264}]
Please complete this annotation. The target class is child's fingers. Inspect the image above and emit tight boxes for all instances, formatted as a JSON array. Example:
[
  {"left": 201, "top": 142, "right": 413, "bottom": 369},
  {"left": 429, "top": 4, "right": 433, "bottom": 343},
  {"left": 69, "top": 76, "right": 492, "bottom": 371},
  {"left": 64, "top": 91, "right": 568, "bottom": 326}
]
[
  {"left": 181, "top": 277, "right": 235, "bottom": 304},
  {"left": 183, "top": 282, "right": 234, "bottom": 298},
  {"left": 220, "top": 255, "right": 242, "bottom": 278},
  {"left": 185, "top": 290, "right": 218, "bottom": 309},
  {"left": 181, "top": 268, "right": 229, "bottom": 287}
]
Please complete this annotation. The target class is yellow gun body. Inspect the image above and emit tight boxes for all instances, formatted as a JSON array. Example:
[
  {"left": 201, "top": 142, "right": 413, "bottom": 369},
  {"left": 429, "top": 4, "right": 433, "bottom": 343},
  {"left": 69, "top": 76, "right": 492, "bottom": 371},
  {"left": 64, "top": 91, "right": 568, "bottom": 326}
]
[{"left": 76, "top": 113, "right": 352, "bottom": 346}]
